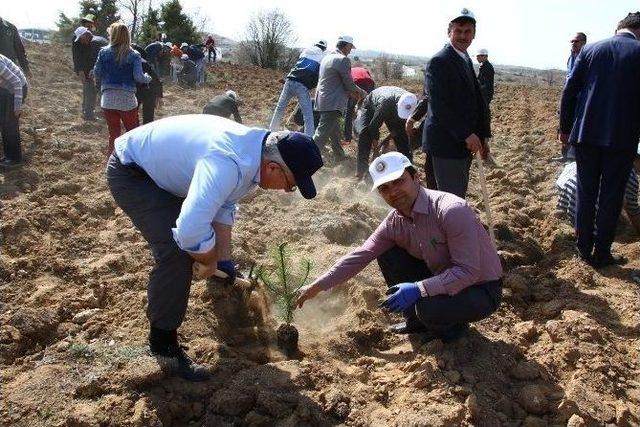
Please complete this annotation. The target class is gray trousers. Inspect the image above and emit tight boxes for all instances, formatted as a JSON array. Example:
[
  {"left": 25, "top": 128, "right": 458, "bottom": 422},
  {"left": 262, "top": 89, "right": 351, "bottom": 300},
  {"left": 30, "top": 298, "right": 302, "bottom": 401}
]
[
  {"left": 313, "top": 110, "right": 345, "bottom": 158},
  {"left": 431, "top": 155, "right": 473, "bottom": 198},
  {"left": 106, "top": 154, "right": 193, "bottom": 331},
  {"left": 378, "top": 246, "right": 502, "bottom": 338},
  {"left": 82, "top": 79, "right": 97, "bottom": 119}
]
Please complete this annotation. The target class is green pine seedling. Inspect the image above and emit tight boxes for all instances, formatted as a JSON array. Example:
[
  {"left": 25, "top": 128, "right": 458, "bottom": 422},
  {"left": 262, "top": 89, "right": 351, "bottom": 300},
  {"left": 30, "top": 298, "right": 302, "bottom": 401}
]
[{"left": 255, "top": 242, "right": 312, "bottom": 325}]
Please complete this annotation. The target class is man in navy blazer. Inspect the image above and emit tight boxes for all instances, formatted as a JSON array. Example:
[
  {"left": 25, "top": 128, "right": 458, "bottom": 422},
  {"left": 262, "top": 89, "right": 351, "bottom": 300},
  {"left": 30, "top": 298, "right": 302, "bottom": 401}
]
[
  {"left": 559, "top": 12, "right": 640, "bottom": 268},
  {"left": 421, "top": 8, "right": 491, "bottom": 198}
]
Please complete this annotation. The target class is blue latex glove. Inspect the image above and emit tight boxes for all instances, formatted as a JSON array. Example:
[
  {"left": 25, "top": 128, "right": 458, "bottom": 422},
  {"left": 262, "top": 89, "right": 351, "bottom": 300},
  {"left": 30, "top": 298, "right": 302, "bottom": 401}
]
[
  {"left": 382, "top": 282, "right": 421, "bottom": 313},
  {"left": 216, "top": 260, "right": 236, "bottom": 286}
]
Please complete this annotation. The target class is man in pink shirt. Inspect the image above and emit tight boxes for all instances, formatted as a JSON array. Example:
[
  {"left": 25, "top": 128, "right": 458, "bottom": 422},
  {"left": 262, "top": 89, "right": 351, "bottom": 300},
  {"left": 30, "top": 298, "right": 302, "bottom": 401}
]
[{"left": 297, "top": 152, "right": 502, "bottom": 341}]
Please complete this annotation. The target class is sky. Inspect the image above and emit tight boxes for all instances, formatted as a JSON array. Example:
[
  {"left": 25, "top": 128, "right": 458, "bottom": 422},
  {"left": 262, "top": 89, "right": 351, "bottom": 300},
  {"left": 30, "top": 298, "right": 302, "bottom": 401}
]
[{"left": 4, "top": 0, "right": 639, "bottom": 69}]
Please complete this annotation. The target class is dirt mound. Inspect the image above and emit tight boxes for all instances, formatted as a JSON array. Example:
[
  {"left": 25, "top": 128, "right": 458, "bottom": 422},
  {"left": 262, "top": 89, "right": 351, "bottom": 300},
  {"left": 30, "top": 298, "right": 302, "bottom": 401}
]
[{"left": 1, "top": 43, "right": 639, "bottom": 426}]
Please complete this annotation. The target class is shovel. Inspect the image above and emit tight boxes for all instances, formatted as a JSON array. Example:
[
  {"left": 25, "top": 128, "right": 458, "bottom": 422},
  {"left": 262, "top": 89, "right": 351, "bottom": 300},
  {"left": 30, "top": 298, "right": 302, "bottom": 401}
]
[{"left": 475, "top": 155, "right": 497, "bottom": 248}]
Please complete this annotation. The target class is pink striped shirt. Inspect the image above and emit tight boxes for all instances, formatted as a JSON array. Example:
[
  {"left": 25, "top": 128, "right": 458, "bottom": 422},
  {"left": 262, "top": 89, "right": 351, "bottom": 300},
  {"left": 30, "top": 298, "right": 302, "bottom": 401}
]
[{"left": 314, "top": 187, "right": 502, "bottom": 296}]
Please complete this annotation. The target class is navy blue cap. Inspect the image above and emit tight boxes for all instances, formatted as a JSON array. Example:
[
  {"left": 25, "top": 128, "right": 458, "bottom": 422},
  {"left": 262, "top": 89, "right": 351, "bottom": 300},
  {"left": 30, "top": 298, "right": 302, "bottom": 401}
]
[{"left": 276, "top": 132, "right": 324, "bottom": 199}]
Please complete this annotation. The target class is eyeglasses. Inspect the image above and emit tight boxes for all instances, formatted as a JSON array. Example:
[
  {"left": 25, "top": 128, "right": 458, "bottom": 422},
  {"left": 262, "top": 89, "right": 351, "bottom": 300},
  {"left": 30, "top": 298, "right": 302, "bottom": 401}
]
[
  {"left": 570, "top": 40, "right": 581, "bottom": 44},
  {"left": 278, "top": 164, "right": 297, "bottom": 192}
]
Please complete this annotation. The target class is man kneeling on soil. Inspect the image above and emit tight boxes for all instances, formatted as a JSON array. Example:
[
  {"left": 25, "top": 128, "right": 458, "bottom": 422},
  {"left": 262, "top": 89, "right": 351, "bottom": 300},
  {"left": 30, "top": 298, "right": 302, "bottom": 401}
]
[
  {"left": 297, "top": 152, "right": 502, "bottom": 342},
  {"left": 107, "top": 115, "right": 323, "bottom": 381}
]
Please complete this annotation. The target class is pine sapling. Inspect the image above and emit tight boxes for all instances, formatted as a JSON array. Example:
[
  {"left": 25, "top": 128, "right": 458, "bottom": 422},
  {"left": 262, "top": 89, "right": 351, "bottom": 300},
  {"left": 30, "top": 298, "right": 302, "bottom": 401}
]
[{"left": 255, "top": 242, "right": 311, "bottom": 355}]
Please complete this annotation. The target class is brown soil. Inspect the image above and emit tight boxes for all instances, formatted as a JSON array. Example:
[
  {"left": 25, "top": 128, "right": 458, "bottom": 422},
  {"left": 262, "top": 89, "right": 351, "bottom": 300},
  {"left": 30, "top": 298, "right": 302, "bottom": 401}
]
[
  {"left": 277, "top": 324, "right": 299, "bottom": 357},
  {"left": 1, "top": 43, "right": 639, "bottom": 426}
]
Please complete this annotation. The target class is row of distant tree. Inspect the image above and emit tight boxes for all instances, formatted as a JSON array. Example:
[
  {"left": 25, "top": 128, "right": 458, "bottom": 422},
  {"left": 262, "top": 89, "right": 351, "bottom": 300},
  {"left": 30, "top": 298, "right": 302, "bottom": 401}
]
[
  {"left": 52, "top": 0, "right": 413, "bottom": 79},
  {"left": 54, "top": 0, "right": 199, "bottom": 46}
]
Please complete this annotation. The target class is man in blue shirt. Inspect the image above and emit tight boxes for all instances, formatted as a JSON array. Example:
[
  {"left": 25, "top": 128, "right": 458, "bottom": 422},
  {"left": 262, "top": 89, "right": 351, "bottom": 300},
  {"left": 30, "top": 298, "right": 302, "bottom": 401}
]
[
  {"left": 106, "top": 115, "right": 323, "bottom": 381},
  {"left": 559, "top": 13, "right": 640, "bottom": 268}
]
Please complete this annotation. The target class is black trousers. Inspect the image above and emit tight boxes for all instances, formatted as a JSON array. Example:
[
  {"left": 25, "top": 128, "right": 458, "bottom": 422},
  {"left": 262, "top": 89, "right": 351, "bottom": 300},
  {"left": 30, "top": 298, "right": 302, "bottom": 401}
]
[
  {"left": 106, "top": 154, "right": 193, "bottom": 331},
  {"left": 138, "top": 96, "right": 157, "bottom": 124},
  {"left": 356, "top": 118, "right": 412, "bottom": 176},
  {"left": 575, "top": 144, "right": 636, "bottom": 256},
  {"left": 377, "top": 246, "right": 502, "bottom": 337},
  {"left": 0, "top": 86, "right": 27, "bottom": 162}
]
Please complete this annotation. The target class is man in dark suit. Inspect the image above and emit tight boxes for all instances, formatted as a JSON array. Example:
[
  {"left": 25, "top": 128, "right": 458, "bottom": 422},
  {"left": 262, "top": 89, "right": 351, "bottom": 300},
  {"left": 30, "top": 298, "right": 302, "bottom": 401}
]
[
  {"left": 422, "top": 8, "right": 491, "bottom": 198},
  {"left": 559, "top": 12, "right": 640, "bottom": 268},
  {"left": 476, "top": 48, "right": 494, "bottom": 105}
]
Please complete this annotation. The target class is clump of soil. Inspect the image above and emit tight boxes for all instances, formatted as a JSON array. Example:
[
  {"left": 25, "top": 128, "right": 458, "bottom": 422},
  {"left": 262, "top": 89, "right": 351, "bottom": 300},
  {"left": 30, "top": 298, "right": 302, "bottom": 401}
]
[{"left": 276, "top": 323, "right": 299, "bottom": 356}]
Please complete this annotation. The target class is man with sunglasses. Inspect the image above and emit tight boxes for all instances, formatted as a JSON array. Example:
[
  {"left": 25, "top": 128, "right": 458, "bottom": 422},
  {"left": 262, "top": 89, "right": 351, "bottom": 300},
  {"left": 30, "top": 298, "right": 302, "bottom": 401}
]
[
  {"left": 106, "top": 114, "right": 323, "bottom": 381},
  {"left": 567, "top": 32, "right": 587, "bottom": 76},
  {"left": 296, "top": 152, "right": 502, "bottom": 342}
]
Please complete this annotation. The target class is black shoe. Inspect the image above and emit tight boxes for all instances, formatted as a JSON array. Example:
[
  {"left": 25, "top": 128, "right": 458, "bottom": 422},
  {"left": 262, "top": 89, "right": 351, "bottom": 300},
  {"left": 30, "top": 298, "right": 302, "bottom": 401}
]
[
  {"left": 0, "top": 158, "right": 22, "bottom": 168},
  {"left": 574, "top": 245, "right": 592, "bottom": 263},
  {"left": 591, "top": 251, "right": 627, "bottom": 269},
  {"left": 149, "top": 328, "right": 210, "bottom": 382},
  {"left": 389, "top": 319, "right": 428, "bottom": 335}
]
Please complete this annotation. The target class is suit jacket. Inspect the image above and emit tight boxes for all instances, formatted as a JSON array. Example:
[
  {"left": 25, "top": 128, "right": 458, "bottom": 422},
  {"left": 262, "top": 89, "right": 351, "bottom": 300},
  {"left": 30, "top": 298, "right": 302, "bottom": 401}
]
[
  {"left": 478, "top": 60, "right": 494, "bottom": 104},
  {"left": 422, "top": 44, "right": 491, "bottom": 159},
  {"left": 315, "top": 49, "right": 361, "bottom": 113},
  {"left": 560, "top": 32, "right": 640, "bottom": 150}
]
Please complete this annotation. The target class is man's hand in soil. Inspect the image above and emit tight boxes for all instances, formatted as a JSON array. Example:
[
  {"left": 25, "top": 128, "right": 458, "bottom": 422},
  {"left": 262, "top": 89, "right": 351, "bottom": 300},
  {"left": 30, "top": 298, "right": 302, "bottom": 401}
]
[
  {"left": 381, "top": 282, "right": 421, "bottom": 313},
  {"left": 465, "top": 133, "right": 482, "bottom": 153},
  {"left": 295, "top": 283, "right": 322, "bottom": 308},
  {"left": 213, "top": 259, "right": 236, "bottom": 286},
  {"left": 192, "top": 261, "right": 217, "bottom": 279},
  {"left": 405, "top": 119, "right": 417, "bottom": 138}
]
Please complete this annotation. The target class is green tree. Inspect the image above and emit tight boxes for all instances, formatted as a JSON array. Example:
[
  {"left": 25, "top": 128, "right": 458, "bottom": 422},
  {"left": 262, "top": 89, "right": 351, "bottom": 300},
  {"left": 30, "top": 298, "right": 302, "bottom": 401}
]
[
  {"left": 96, "top": 0, "right": 121, "bottom": 35},
  {"left": 161, "top": 0, "right": 198, "bottom": 45},
  {"left": 138, "top": 6, "right": 161, "bottom": 46},
  {"left": 52, "top": 12, "right": 76, "bottom": 42}
]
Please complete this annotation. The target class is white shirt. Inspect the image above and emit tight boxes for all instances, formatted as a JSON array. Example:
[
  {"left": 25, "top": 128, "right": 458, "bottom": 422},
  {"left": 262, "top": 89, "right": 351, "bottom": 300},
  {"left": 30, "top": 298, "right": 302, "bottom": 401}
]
[{"left": 114, "top": 114, "right": 268, "bottom": 253}]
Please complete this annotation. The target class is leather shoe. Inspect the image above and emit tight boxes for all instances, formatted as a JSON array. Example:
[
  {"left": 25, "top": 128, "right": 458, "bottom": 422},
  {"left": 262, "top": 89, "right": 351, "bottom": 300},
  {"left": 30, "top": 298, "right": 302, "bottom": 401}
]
[
  {"left": 591, "top": 252, "right": 627, "bottom": 269},
  {"left": 0, "top": 158, "right": 21, "bottom": 168},
  {"left": 389, "top": 319, "right": 428, "bottom": 335}
]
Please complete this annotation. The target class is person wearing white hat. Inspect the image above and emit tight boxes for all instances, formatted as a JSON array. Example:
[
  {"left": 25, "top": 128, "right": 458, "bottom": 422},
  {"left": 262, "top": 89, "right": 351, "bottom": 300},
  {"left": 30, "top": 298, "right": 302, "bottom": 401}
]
[
  {"left": 352, "top": 86, "right": 417, "bottom": 178},
  {"left": 72, "top": 26, "right": 108, "bottom": 121},
  {"left": 177, "top": 54, "right": 197, "bottom": 88},
  {"left": 269, "top": 40, "right": 328, "bottom": 136},
  {"left": 314, "top": 35, "right": 368, "bottom": 161},
  {"left": 422, "top": 8, "right": 491, "bottom": 198},
  {"left": 296, "top": 151, "right": 503, "bottom": 341},
  {"left": 475, "top": 48, "right": 494, "bottom": 105},
  {"left": 203, "top": 90, "right": 243, "bottom": 123}
]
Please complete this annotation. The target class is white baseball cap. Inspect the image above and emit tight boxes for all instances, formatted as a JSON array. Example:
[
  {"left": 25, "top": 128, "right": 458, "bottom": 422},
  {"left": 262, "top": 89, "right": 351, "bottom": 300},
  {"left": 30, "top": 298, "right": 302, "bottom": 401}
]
[
  {"left": 337, "top": 35, "right": 356, "bottom": 48},
  {"left": 477, "top": 48, "right": 489, "bottom": 56},
  {"left": 181, "top": 54, "right": 189, "bottom": 60},
  {"left": 369, "top": 152, "right": 414, "bottom": 190},
  {"left": 397, "top": 93, "right": 418, "bottom": 120},
  {"left": 226, "top": 90, "right": 239, "bottom": 101},
  {"left": 74, "top": 26, "right": 91, "bottom": 42},
  {"left": 451, "top": 8, "right": 476, "bottom": 23}
]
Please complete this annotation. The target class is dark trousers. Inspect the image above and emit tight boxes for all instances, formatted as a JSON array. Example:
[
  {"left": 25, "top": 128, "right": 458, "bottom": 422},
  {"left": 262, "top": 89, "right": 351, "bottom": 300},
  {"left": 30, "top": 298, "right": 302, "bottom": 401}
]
[
  {"left": 575, "top": 144, "right": 636, "bottom": 256},
  {"left": 0, "top": 86, "right": 27, "bottom": 162},
  {"left": 139, "top": 96, "right": 157, "bottom": 124},
  {"left": 356, "top": 119, "right": 412, "bottom": 176},
  {"left": 431, "top": 155, "right": 473, "bottom": 198},
  {"left": 106, "top": 154, "right": 193, "bottom": 331},
  {"left": 377, "top": 246, "right": 502, "bottom": 337},
  {"left": 207, "top": 47, "right": 216, "bottom": 62},
  {"left": 343, "top": 81, "right": 375, "bottom": 142}
]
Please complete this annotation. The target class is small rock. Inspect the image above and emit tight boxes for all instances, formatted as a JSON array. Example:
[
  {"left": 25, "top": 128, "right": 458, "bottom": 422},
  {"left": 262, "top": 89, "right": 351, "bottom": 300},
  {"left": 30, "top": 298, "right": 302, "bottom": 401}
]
[
  {"left": 518, "top": 384, "right": 548, "bottom": 415},
  {"left": 130, "top": 397, "right": 162, "bottom": 427},
  {"left": 542, "top": 300, "right": 564, "bottom": 318},
  {"left": 545, "top": 320, "right": 564, "bottom": 342},
  {"left": 567, "top": 414, "right": 586, "bottom": 427},
  {"left": 72, "top": 309, "right": 102, "bottom": 324},
  {"left": 510, "top": 360, "right": 540, "bottom": 380},
  {"left": 513, "top": 321, "right": 539, "bottom": 342}
]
